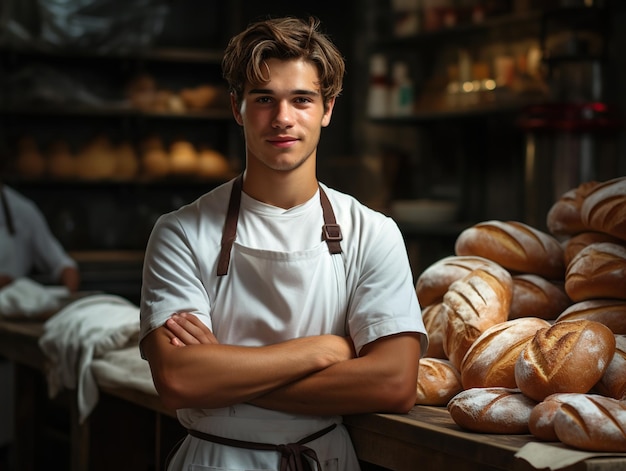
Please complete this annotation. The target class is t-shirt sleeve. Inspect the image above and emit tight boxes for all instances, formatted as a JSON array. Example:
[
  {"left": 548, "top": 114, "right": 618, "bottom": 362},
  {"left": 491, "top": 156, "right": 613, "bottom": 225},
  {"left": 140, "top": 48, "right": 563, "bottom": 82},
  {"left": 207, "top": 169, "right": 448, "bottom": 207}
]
[
  {"left": 139, "top": 211, "right": 213, "bottom": 345},
  {"left": 347, "top": 217, "right": 428, "bottom": 356}
]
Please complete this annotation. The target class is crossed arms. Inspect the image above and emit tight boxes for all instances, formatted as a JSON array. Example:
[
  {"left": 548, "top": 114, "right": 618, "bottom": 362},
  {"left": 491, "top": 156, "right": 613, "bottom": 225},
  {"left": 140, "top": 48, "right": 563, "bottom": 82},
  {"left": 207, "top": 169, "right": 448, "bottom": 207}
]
[{"left": 141, "top": 312, "right": 421, "bottom": 416}]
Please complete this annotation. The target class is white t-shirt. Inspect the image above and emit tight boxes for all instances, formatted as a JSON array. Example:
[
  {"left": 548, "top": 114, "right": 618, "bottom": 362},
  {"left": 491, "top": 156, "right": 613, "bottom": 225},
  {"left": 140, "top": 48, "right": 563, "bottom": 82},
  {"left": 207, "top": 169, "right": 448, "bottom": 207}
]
[
  {"left": 0, "top": 185, "right": 76, "bottom": 280},
  {"left": 140, "top": 179, "right": 427, "bottom": 354}
]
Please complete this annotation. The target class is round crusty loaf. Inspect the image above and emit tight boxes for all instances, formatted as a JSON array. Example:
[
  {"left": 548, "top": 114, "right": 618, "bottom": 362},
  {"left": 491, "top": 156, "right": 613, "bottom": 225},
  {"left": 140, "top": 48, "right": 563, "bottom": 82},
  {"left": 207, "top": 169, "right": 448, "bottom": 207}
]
[
  {"left": 447, "top": 387, "right": 537, "bottom": 434},
  {"left": 460, "top": 317, "right": 551, "bottom": 389},
  {"left": 415, "top": 358, "right": 463, "bottom": 406},
  {"left": 556, "top": 299, "right": 626, "bottom": 334},
  {"left": 553, "top": 394, "right": 626, "bottom": 452},
  {"left": 442, "top": 269, "right": 512, "bottom": 370},
  {"left": 546, "top": 181, "right": 599, "bottom": 237},
  {"left": 509, "top": 274, "right": 571, "bottom": 320},
  {"left": 564, "top": 242, "right": 626, "bottom": 302},
  {"left": 580, "top": 176, "right": 626, "bottom": 241},
  {"left": 514, "top": 319, "right": 616, "bottom": 401},
  {"left": 563, "top": 231, "right": 625, "bottom": 266},
  {"left": 528, "top": 393, "right": 581, "bottom": 442},
  {"left": 415, "top": 255, "right": 511, "bottom": 308},
  {"left": 593, "top": 334, "right": 626, "bottom": 400},
  {"left": 454, "top": 220, "right": 565, "bottom": 279},
  {"left": 421, "top": 303, "right": 448, "bottom": 359}
]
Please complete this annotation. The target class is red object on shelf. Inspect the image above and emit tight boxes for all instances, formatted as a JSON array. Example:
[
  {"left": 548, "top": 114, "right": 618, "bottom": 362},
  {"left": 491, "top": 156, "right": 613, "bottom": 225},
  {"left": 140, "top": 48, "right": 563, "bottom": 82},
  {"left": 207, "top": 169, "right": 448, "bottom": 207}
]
[{"left": 517, "top": 102, "right": 621, "bottom": 132}]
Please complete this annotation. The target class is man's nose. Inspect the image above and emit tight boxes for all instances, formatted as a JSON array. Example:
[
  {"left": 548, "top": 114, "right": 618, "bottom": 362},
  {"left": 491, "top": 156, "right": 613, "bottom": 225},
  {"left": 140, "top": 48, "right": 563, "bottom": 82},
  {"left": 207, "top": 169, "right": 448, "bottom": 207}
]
[{"left": 272, "top": 101, "right": 294, "bottom": 128}]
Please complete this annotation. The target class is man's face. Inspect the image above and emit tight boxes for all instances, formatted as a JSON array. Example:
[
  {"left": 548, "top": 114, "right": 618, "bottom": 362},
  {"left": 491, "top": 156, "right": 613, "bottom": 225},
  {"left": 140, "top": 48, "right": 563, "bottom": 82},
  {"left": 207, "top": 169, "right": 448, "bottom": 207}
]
[{"left": 231, "top": 58, "right": 335, "bottom": 173}]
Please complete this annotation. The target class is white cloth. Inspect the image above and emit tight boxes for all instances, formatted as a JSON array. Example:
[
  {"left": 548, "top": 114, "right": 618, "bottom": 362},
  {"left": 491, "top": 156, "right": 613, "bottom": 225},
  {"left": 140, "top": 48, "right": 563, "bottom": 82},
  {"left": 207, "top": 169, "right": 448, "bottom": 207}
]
[
  {"left": 0, "top": 185, "right": 76, "bottom": 280},
  {"left": 39, "top": 294, "right": 140, "bottom": 423},
  {"left": 91, "top": 346, "right": 157, "bottom": 396},
  {"left": 140, "top": 179, "right": 427, "bottom": 470},
  {"left": 0, "top": 277, "right": 68, "bottom": 318}
]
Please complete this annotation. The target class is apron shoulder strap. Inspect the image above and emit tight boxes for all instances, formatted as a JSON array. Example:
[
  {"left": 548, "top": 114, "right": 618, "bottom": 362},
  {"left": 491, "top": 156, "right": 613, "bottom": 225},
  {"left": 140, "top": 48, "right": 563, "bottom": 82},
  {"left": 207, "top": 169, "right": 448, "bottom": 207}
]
[{"left": 319, "top": 186, "right": 342, "bottom": 255}]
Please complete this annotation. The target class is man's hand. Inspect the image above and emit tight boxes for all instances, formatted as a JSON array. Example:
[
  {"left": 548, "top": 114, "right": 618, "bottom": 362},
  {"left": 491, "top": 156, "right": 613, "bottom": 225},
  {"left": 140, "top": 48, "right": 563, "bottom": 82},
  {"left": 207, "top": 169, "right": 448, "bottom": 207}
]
[{"left": 165, "top": 311, "right": 219, "bottom": 346}]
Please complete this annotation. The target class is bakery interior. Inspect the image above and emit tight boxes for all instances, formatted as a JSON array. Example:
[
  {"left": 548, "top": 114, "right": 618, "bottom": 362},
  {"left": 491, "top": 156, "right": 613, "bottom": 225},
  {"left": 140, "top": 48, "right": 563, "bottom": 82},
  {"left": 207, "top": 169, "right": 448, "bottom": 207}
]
[{"left": 1, "top": 0, "right": 626, "bottom": 470}]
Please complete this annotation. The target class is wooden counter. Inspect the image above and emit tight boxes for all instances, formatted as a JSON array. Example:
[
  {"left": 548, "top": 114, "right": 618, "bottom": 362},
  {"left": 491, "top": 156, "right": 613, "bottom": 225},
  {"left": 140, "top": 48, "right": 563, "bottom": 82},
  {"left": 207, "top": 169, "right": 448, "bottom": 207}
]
[{"left": 1, "top": 317, "right": 626, "bottom": 471}]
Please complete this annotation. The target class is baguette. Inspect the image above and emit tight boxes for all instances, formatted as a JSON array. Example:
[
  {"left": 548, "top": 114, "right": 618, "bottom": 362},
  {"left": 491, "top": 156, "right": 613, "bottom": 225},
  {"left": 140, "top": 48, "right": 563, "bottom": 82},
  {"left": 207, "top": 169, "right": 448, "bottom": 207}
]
[
  {"left": 514, "top": 319, "right": 616, "bottom": 401},
  {"left": 447, "top": 387, "right": 537, "bottom": 434},
  {"left": 580, "top": 176, "right": 626, "bottom": 241},
  {"left": 564, "top": 242, "right": 626, "bottom": 302},
  {"left": 454, "top": 220, "right": 565, "bottom": 279}
]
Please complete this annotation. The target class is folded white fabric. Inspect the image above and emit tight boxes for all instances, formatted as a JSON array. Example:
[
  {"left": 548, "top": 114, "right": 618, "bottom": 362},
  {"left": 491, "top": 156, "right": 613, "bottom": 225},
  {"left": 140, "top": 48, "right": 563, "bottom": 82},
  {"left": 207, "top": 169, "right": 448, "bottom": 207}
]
[
  {"left": 0, "top": 278, "right": 68, "bottom": 318},
  {"left": 38, "top": 294, "right": 140, "bottom": 423},
  {"left": 91, "top": 346, "right": 157, "bottom": 396}
]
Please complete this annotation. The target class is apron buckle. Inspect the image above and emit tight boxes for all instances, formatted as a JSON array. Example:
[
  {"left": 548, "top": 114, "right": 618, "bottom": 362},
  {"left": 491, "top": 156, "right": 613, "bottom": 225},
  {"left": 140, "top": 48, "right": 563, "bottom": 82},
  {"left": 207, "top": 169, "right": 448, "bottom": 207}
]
[{"left": 322, "top": 223, "right": 342, "bottom": 242}]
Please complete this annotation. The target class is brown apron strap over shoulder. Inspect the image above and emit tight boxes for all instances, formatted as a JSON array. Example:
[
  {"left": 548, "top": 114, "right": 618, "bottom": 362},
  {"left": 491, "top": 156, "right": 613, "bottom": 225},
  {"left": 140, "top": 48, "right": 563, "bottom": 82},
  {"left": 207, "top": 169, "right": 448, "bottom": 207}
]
[
  {"left": 187, "top": 423, "right": 337, "bottom": 471},
  {"left": 217, "top": 174, "right": 243, "bottom": 276},
  {"left": 217, "top": 176, "right": 342, "bottom": 276}
]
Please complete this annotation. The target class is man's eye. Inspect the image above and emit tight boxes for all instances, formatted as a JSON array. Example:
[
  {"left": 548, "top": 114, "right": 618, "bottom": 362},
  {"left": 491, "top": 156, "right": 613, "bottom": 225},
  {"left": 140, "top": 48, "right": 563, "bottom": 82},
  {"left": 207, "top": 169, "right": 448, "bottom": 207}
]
[
  {"left": 257, "top": 96, "right": 273, "bottom": 103},
  {"left": 294, "top": 97, "right": 312, "bottom": 104}
]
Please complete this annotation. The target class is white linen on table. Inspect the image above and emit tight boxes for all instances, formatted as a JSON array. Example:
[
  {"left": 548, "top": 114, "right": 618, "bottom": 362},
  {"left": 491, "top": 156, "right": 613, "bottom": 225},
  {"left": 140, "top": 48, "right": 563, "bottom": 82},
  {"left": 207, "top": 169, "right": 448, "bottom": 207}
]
[{"left": 38, "top": 294, "right": 140, "bottom": 423}]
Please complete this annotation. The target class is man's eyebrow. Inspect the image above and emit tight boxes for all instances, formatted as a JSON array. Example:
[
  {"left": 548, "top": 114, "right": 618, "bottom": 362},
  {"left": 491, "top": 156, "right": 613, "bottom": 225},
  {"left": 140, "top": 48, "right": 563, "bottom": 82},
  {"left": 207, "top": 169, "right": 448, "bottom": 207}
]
[{"left": 247, "top": 88, "right": 320, "bottom": 96}]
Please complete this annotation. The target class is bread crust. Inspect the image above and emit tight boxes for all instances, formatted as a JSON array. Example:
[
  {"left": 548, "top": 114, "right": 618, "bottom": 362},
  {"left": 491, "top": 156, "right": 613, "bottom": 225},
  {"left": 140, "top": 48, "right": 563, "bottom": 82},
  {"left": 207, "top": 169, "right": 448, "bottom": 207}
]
[
  {"left": 421, "top": 303, "right": 448, "bottom": 359},
  {"left": 442, "top": 269, "right": 512, "bottom": 370},
  {"left": 546, "top": 181, "right": 600, "bottom": 236},
  {"left": 416, "top": 358, "right": 463, "bottom": 406},
  {"left": 461, "top": 317, "right": 551, "bottom": 389},
  {"left": 580, "top": 176, "right": 626, "bottom": 242},
  {"left": 563, "top": 231, "right": 625, "bottom": 266},
  {"left": 594, "top": 334, "right": 626, "bottom": 400},
  {"left": 528, "top": 393, "right": 581, "bottom": 441},
  {"left": 564, "top": 242, "right": 626, "bottom": 302},
  {"left": 514, "top": 320, "right": 616, "bottom": 401},
  {"left": 447, "top": 387, "right": 537, "bottom": 434},
  {"left": 509, "top": 274, "right": 571, "bottom": 320},
  {"left": 556, "top": 299, "right": 626, "bottom": 334},
  {"left": 454, "top": 220, "right": 565, "bottom": 279}
]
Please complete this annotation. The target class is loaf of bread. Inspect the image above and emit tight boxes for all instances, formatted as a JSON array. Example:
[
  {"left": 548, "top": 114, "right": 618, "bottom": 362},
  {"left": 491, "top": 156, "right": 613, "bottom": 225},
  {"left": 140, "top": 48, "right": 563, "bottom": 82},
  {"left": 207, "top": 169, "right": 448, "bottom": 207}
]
[
  {"left": 546, "top": 181, "right": 599, "bottom": 236},
  {"left": 514, "top": 319, "right": 616, "bottom": 401},
  {"left": 593, "top": 334, "right": 626, "bottom": 400},
  {"left": 415, "top": 255, "right": 511, "bottom": 308},
  {"left": 447, "top": 387, "right": 537, "bottom": 434},
  {"left": 563, "top": 231, "right": 625, "bottom": 266},
  {"left": 461, "top": 317, "right": 551, "bottom": 389},
  {"left": 553, "top": 394, "right": 626, "bottom": 452},
  {"left": 556, "top": 299, "right": 626, "bottom": 334},
  {"left": 454, "top": 220, "right": 565, "bottom": 279},
  {"left": 564, "top": 242, "right": 626, "bottom": 302},
  {"left": 580, "top": 176, "right": 626, "bottom": 241},
  {"left": 415, "top": 358, "right": 463, "bottom": 406},
  {"left": 421, "top": 303, "right": 448, "bottom": 359},
  {"left": 528, "top": 393, "right": 580, "bottom": 441},
  {"left": 442, "top": 269, "right": 512, "bottom": 370},
  {"left": 509, "top": 274, "right": 571, "bottom": 320}
]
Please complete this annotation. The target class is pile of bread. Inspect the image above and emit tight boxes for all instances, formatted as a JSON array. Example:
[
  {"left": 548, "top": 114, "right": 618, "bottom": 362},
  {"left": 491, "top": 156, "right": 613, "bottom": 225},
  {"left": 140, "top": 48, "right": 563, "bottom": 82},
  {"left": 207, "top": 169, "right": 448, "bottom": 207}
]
[
  {"left": 13, "top": 134, "right": 232, "bottom": 181},
  {"left": 414, "top": 176, "right": 626, "bottom": 453}
]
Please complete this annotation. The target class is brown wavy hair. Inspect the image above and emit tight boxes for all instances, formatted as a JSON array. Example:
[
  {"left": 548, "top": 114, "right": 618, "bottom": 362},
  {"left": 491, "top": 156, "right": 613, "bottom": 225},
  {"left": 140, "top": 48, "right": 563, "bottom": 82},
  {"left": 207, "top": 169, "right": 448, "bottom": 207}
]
[{"left": 222, "top": 16, "right": 345, "bottom": 110}]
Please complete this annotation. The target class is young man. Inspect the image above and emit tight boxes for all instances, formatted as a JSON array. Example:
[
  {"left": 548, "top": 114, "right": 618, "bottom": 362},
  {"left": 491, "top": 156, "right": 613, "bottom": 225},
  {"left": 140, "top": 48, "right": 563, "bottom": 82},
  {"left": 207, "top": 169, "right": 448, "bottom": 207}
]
[{"left": 140, "top": 16, "right": 427, "bottom": 471}]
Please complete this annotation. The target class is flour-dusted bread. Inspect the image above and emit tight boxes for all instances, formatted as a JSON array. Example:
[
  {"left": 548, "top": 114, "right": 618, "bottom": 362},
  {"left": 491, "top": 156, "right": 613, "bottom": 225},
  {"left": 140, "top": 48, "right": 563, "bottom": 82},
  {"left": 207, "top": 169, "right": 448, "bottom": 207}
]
[
  {"left": 454, "top": 220, "right": 565, "bottom": 279},
  {"left": 553, "top": 394, "right": 626, "bottom": 452},
  {"left": 447, "top": 387, "right": 537, "bottom": 434},
  {"left": 580, "top": 176, "right": 626, "bottom": 242},
  {"left": 442, "top": 269, "right": 512, "bottom": 370},
  {"left": 415, "top": 358, "right": 463, "bottom": 406},
  {"left": 564, "top": 242, "right": 626, "bottom": 302},
  {"left": 593, "top": 335, "right": 626, "bottom": 400},
  {"left": 528, "top": 393, "right": 581, "bottom": 441},
  {"left": 415, "top": 255, "right": 510, "bottom": 308},
  {"left": 461, "top": 317, "right": 551, "bottom": 389},
  {"left": 546, "top": 181, "right": 599, "bottom": 237},
  {"left": 421, "top": 303, "right": 448, "bottom": 359},
  {"left": 563, "top": 231, "right": 626, "bottom": 266},
  {"left": 514, "top": 320, "right": 616, "bottom": 401},
  {"left": 509, "top": 274, "right": 571, "bottom": 320},
  {"left": 556, "top": 299, "right": 626, "bottom": 334}
]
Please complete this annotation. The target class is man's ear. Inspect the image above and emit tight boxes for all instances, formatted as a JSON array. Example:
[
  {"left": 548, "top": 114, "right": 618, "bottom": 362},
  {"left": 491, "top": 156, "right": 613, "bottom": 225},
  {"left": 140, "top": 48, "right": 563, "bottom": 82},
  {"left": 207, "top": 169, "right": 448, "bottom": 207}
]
[
  {"left": 230, "top": 93, "right": 243, "bottom": 126},
  {"left": 321, "top": 96, "right": 336, "bottom": 128}
]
